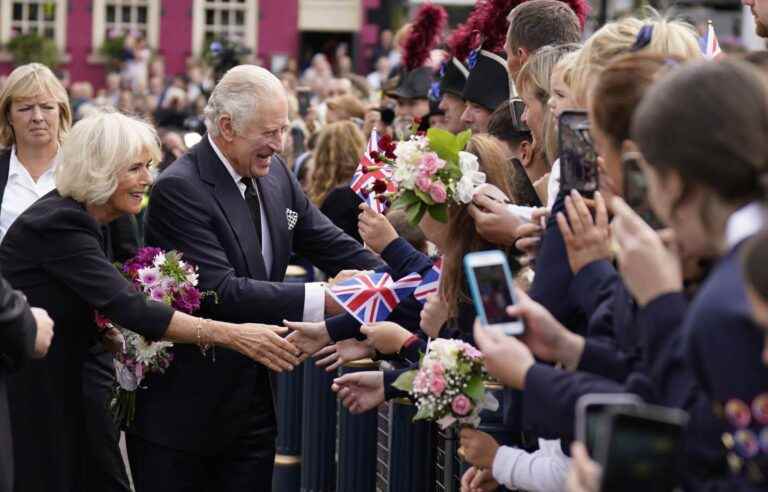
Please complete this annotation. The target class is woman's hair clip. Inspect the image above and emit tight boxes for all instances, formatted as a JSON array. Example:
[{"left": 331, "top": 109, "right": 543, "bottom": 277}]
[
  {"left": 468, "top": 49, "right": 479, "bottom": 70},
  {"left": 630, "top": 25, "right": 654, "bottom": 52}
]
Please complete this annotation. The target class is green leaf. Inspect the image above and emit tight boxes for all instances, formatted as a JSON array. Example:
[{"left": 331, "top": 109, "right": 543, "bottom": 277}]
[
  {"left": 398, "top": 190, "right": 421, "bottom": 207},
  {"left": 413, "top": 188, "right": 435, "bottom": 206},
  {"left": 414, "top": 403, "right": 433, "bottom": 421},
  {"left": 455, "top": 130, "right": 473, "bottom": 153},
  {"left": 392, "top": 370, "right": 417, "bottom": 392},
  {"left": 428, "top": 203, "right": 448, "bottom": 223},
  {"left": 406, "top": 202, "right": 426, "bottom": 226},
  {"left": 465, "top": 375, "right": 485, "bottom": 402}
]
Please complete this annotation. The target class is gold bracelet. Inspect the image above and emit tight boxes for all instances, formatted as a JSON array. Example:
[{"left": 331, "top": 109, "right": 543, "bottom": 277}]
[{"left": 196, "top": 317, "right": 211, "bottom": 356}]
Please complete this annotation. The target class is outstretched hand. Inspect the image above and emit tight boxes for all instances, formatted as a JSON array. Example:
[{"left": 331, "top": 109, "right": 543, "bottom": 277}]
[
  {"left": 420, "top": 293, "right": 449, "bottom": 338},
  {"left": 332, "top": 370, "right": 385, "bottom": 413},
  {"left": 230, "top": 323, "right": 301, "bottom": 372},
  {"left": 361, "top": 321, "right": 412, "bottom": 355},
  {"left": 315, "top": 339, "right": 373, "bottom": 372},
  {"left": 460, "top": 466, "right": 499, "bottom": 492},
  {"left": 473, "top": 319, "right": 534, "bottom": 390},
  {"left": 284, "top": 320, "right": 331, "bottom": 357}
]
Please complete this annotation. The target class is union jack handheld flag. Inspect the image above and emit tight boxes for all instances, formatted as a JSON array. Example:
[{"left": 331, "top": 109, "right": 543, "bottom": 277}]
[
  {"left": 701, "top": 20, "right": 723, "bottom": 60},
  {"left": 327, "top": 272, "right": 422, "bottom": 324},
  {"left": 350, "top": 130, "right": 397, "bottom": 213},
  {"left": 414, "top": 257, "right": 443, "bottom": 304}
]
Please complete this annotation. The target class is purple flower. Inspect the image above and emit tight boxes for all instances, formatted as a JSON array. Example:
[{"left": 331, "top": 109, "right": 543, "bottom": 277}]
[
  {"left": 149, "top": 287, "right": 167, "bottom": 303},
  {"left": 135, "top": 247, "right": 164, "bottom": 267}
]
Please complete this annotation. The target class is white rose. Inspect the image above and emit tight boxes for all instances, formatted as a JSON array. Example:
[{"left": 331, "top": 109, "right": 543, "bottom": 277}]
[
  {"left": 459, "top": 151, "right": 479, "bottom": 174},
  {"left": 456, "top": 152, "right": 486, "bottom": 204},
  {"left": 393, "top": 165, "right": 416, "bottom": 190}
]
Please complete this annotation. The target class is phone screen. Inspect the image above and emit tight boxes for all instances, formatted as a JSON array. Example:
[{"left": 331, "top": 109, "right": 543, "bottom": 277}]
[
  {"left": 599, "top": 412, "right": 685, "bottom": 492},
  {"left": 297, "top": 89, "right": 313, "bottom": 118},
  {"left": 472, "top": 264, "right": 516, "bottom": 325},
  {"left": 622, "top": 154, "right": 665, "bottom": 230},
  {"left": 559, "top": 112, "right": 599, "bottom": 194},
  {"left": 584, "top": 403, "right": 638, "bottom": 456}
]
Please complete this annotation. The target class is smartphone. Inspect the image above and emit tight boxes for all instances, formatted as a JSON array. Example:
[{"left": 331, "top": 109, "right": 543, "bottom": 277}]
[
  {"left": 463, "top": 250, "right": 524, "bottom": 336},
  {"left": 575, "top": 393, "right": 643, "bottom": 456},
  {"left": 596, "top": 405, "right": 689, "bottom": 492},
  {"left": 297, "top": 86, "right": 313, "bottom": 118},
  {"left": 622, "top": 152, "right": 665, "bottom": 230},
  {"left": 559, "top": 111, "right": 599, "bottom": 194}
]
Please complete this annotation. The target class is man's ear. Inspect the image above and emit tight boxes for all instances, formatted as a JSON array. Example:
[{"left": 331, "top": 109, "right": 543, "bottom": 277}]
[
  {"left": 218, "top": 115, "right": 236, "bottom": 142},
  {"left": 519, "top": 140, "right": 533, "bottom": 168},
  {"left": 517, "top": 47, "right": 529, "bottom": 65}
]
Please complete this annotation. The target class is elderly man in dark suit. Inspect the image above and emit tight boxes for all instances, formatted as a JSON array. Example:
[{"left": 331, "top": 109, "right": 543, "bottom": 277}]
[{"left": 127, "top": 65, "right": 380, "bottom": 492}]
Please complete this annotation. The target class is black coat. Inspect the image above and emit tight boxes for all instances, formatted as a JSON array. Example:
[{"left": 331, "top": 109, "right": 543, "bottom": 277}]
[
  {"left": 320, "top": 185, "right": 364, "bottom": 245},
  {"left": 135, "top": 136, "right": 380, "bottom": 455},
  {"left": 0, "top": 192, "right": 173, "bottom": 492}
]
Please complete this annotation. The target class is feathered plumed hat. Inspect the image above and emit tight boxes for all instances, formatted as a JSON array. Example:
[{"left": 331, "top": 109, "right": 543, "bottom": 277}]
[{"left": 390, "top": 4, "right": 448, "bottom": 100}]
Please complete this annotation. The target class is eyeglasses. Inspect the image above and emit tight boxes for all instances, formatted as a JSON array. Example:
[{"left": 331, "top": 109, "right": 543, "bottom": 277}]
[{"left": 509, "top": 97, "right": 530, "bottom": 133}]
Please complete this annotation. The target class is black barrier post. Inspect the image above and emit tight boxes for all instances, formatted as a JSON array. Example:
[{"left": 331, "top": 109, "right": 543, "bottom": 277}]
[
  {"left": 273, "top": 362, "right": 304, "bottom": 491},
  {"left": 273, "top": 265, "right": 309, "bottom": 492},
  {"left": 335, "top": 359, "right": 378, "bottom": 492},
  {"left": 386, "top": 398, "right": 435, "bottom": 491},
  {"left": 301, "top": 360, "right": 337, "bottom": 492}
]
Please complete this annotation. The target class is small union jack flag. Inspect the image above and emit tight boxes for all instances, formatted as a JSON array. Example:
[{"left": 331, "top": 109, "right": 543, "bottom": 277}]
[
  {"left": 350, "top": 130, "right": 396, "bottom": 214},
  {"left": 414, "top": 257, "right": 443, "bottom": 304},
  {"left": 327, "top": 272, "right": 422, "bottom": 324},
  {"left": 701, "top": 20, "right": 722, "bottom": 60}
]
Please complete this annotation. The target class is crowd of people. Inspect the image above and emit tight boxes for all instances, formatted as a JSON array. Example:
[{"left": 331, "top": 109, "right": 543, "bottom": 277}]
[{"left": 0, "top": 0, "right": 768, "bottom": 491}]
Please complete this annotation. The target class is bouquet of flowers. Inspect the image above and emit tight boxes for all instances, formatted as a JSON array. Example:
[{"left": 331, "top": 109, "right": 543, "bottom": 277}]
[
  {"left": 392, "top": 338, "right": 498, "bottom": 429},
  {"left": 389, "top": 128, "right": 485, "bottom": 225},
  {"left": 96, "top": 247, "right": 211, "bottom": 427}
]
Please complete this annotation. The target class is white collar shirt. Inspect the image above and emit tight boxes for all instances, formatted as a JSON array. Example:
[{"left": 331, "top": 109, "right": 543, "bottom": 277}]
[
  {"left": 208, "top": 135, "right": 273, "bottom": 273},
  {"left": 0, "top": 145, "right": 59, "bottom": 242},
  {"left": 725, "top": 201, "right": 765, "bottom": 249}
]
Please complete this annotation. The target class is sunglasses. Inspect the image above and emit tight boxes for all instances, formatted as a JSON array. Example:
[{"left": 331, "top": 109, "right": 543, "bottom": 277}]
[{"left": 509, "top": 98, "right": 530, "bottom": 133}]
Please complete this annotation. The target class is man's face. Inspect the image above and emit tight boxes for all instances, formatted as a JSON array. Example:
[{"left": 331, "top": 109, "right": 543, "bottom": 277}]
[
  {"left": 223, "top": 96, "right": 290, "bottom": 178},
  {"left": 395, "top": 97, "right": 430, "bottom": 122},
  {"left": 504, "top": 29, "right": 527, "bottom": 83},
  {"left": 460, "top": 101, "right": 492, "bottom": 134},
  {"left": 744, "top": 0, "right": 768, "bottom": 37},
  {"left": 438, "top": 93, "right": 467, "bottom": 134}
]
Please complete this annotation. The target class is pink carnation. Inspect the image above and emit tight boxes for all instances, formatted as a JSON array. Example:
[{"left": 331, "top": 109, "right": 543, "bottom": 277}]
[
  {"left": 420, "top": 152, "right": 445, "bottom": 176},
  {"left": 414, "top": 371, "right": 429, "bottom": 393},
  {"left": 416, "top": 174, "right": 433, "bottom": 193},
  {"left": 429, "top": 182, "right": 447, "bottom": 203},
  {"left": 430, "top": 375, "right": 446, "bottom": 396},
  {"left": 462, "top": 344, "right": 483, "bottom": 359},
  {"left": 451, "top": 394, "right": 473, "bottom": 416}
]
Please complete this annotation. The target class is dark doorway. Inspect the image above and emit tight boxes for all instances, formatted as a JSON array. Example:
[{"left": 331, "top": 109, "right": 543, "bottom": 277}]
[{"left": 299, "top": 31, "right": 356, "bottom": 73}]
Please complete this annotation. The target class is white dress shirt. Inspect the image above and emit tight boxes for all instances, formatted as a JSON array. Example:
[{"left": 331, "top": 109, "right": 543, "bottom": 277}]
[
  {"left": 0, "top": 146, "right": 59, "bottom": 242},
  {"left": 492, "top": 439, "right": 571, "bottom": 492},
  {"left": 725, "top": 201, "right": 765, "bottom": 249},
  {"left": 208, "top": 136, "right": 325, "bottom": 321}
]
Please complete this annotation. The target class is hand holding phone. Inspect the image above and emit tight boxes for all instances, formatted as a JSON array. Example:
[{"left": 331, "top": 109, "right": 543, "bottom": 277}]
[{"left": 464, "top": 250, "right": 524, "bottom": 336}]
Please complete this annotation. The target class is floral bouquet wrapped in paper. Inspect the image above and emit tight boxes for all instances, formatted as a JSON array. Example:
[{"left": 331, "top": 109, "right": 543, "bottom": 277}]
[
  {"left": 389, "top": 128, "right": 484, "bottom": 225},
  {"left": 392, "top": 338, "right": 498, "bottom": 429},
  {"left": 96, "top": 247, "right": 212, "bottom": 427}
]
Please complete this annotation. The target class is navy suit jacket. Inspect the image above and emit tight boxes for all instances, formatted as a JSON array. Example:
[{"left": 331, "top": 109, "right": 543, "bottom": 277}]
[{"left": 131, "top": 137, "right": 380, "bottom": 455}]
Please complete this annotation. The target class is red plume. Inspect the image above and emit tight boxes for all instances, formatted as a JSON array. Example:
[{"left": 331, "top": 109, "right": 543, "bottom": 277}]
[
  {"left": 464, "top": 0, "right": 520, "bottom": 54},
  {"left": 402, "top": 3, "right": 449, "bottom": 71},
  {"left": 559, "top": 0, "right": 590, "bottom": 30},
  {"left": 446, "top": 23, "right": 478, "bottom": 62}
]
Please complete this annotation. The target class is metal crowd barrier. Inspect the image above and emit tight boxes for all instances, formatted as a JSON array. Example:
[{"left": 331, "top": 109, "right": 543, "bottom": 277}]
[{"left": 336, "top": 359, "right": 379, "bottom": 491}]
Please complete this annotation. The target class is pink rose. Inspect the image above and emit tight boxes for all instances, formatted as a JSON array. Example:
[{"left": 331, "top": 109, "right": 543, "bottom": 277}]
[
  {"left": 430, "top": 375, "right": 446, "bottom": 396},
  {"left": 429, "top": 182, "right": 447, "bottom": 203},
  {"left": 416, "top": 174, "right": 433, "bottom": 193},
  {"left": 432, "top": 361, "right": 445, "bottom": 376},
  {"left": 451, "top": 394, "right": 473, "bottom": 416},
  {"left": 420, "top": 152, "right": 445, "bottom": 176}
]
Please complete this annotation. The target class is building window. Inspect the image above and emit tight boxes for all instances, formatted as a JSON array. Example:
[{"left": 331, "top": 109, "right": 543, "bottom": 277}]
[
  {"left": 91, "top": 0, "right": 160, "bottom": 57},
  {"left": 192, "top": 0, "right": 258, "bottom": 57},
  {"left": 0, "top": 0, "right": 68, "bottom": 51}
]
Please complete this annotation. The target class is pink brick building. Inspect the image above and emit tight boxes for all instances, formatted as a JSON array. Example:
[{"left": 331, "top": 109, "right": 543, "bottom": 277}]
[{"left": 0, "top": 0, "right": 389, "bottom": 88}]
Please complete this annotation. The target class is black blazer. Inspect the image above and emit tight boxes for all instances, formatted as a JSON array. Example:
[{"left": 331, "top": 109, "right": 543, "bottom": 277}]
[
  {"left": 0, "top": 192, "right": 173, "bottom": 492},
  {"left": 0, "top": 274, "right": 36, "bottom": 492},
  {"left": 135, "top": 136, "right": 380, "bottom": 455},
  {"left": 0, "top": 149, "right": 12, "bottom": 207}
]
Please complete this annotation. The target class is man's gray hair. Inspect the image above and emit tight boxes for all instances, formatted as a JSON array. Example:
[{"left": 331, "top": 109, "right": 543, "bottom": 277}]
[{"left": 204, "top": 65, "right": 286, "bottom": 136}]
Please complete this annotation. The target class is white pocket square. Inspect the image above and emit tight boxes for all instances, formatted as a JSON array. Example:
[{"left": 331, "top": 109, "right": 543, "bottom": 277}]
[{"left": 286, "top": 208, "right": 298, "bottom": 230}]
